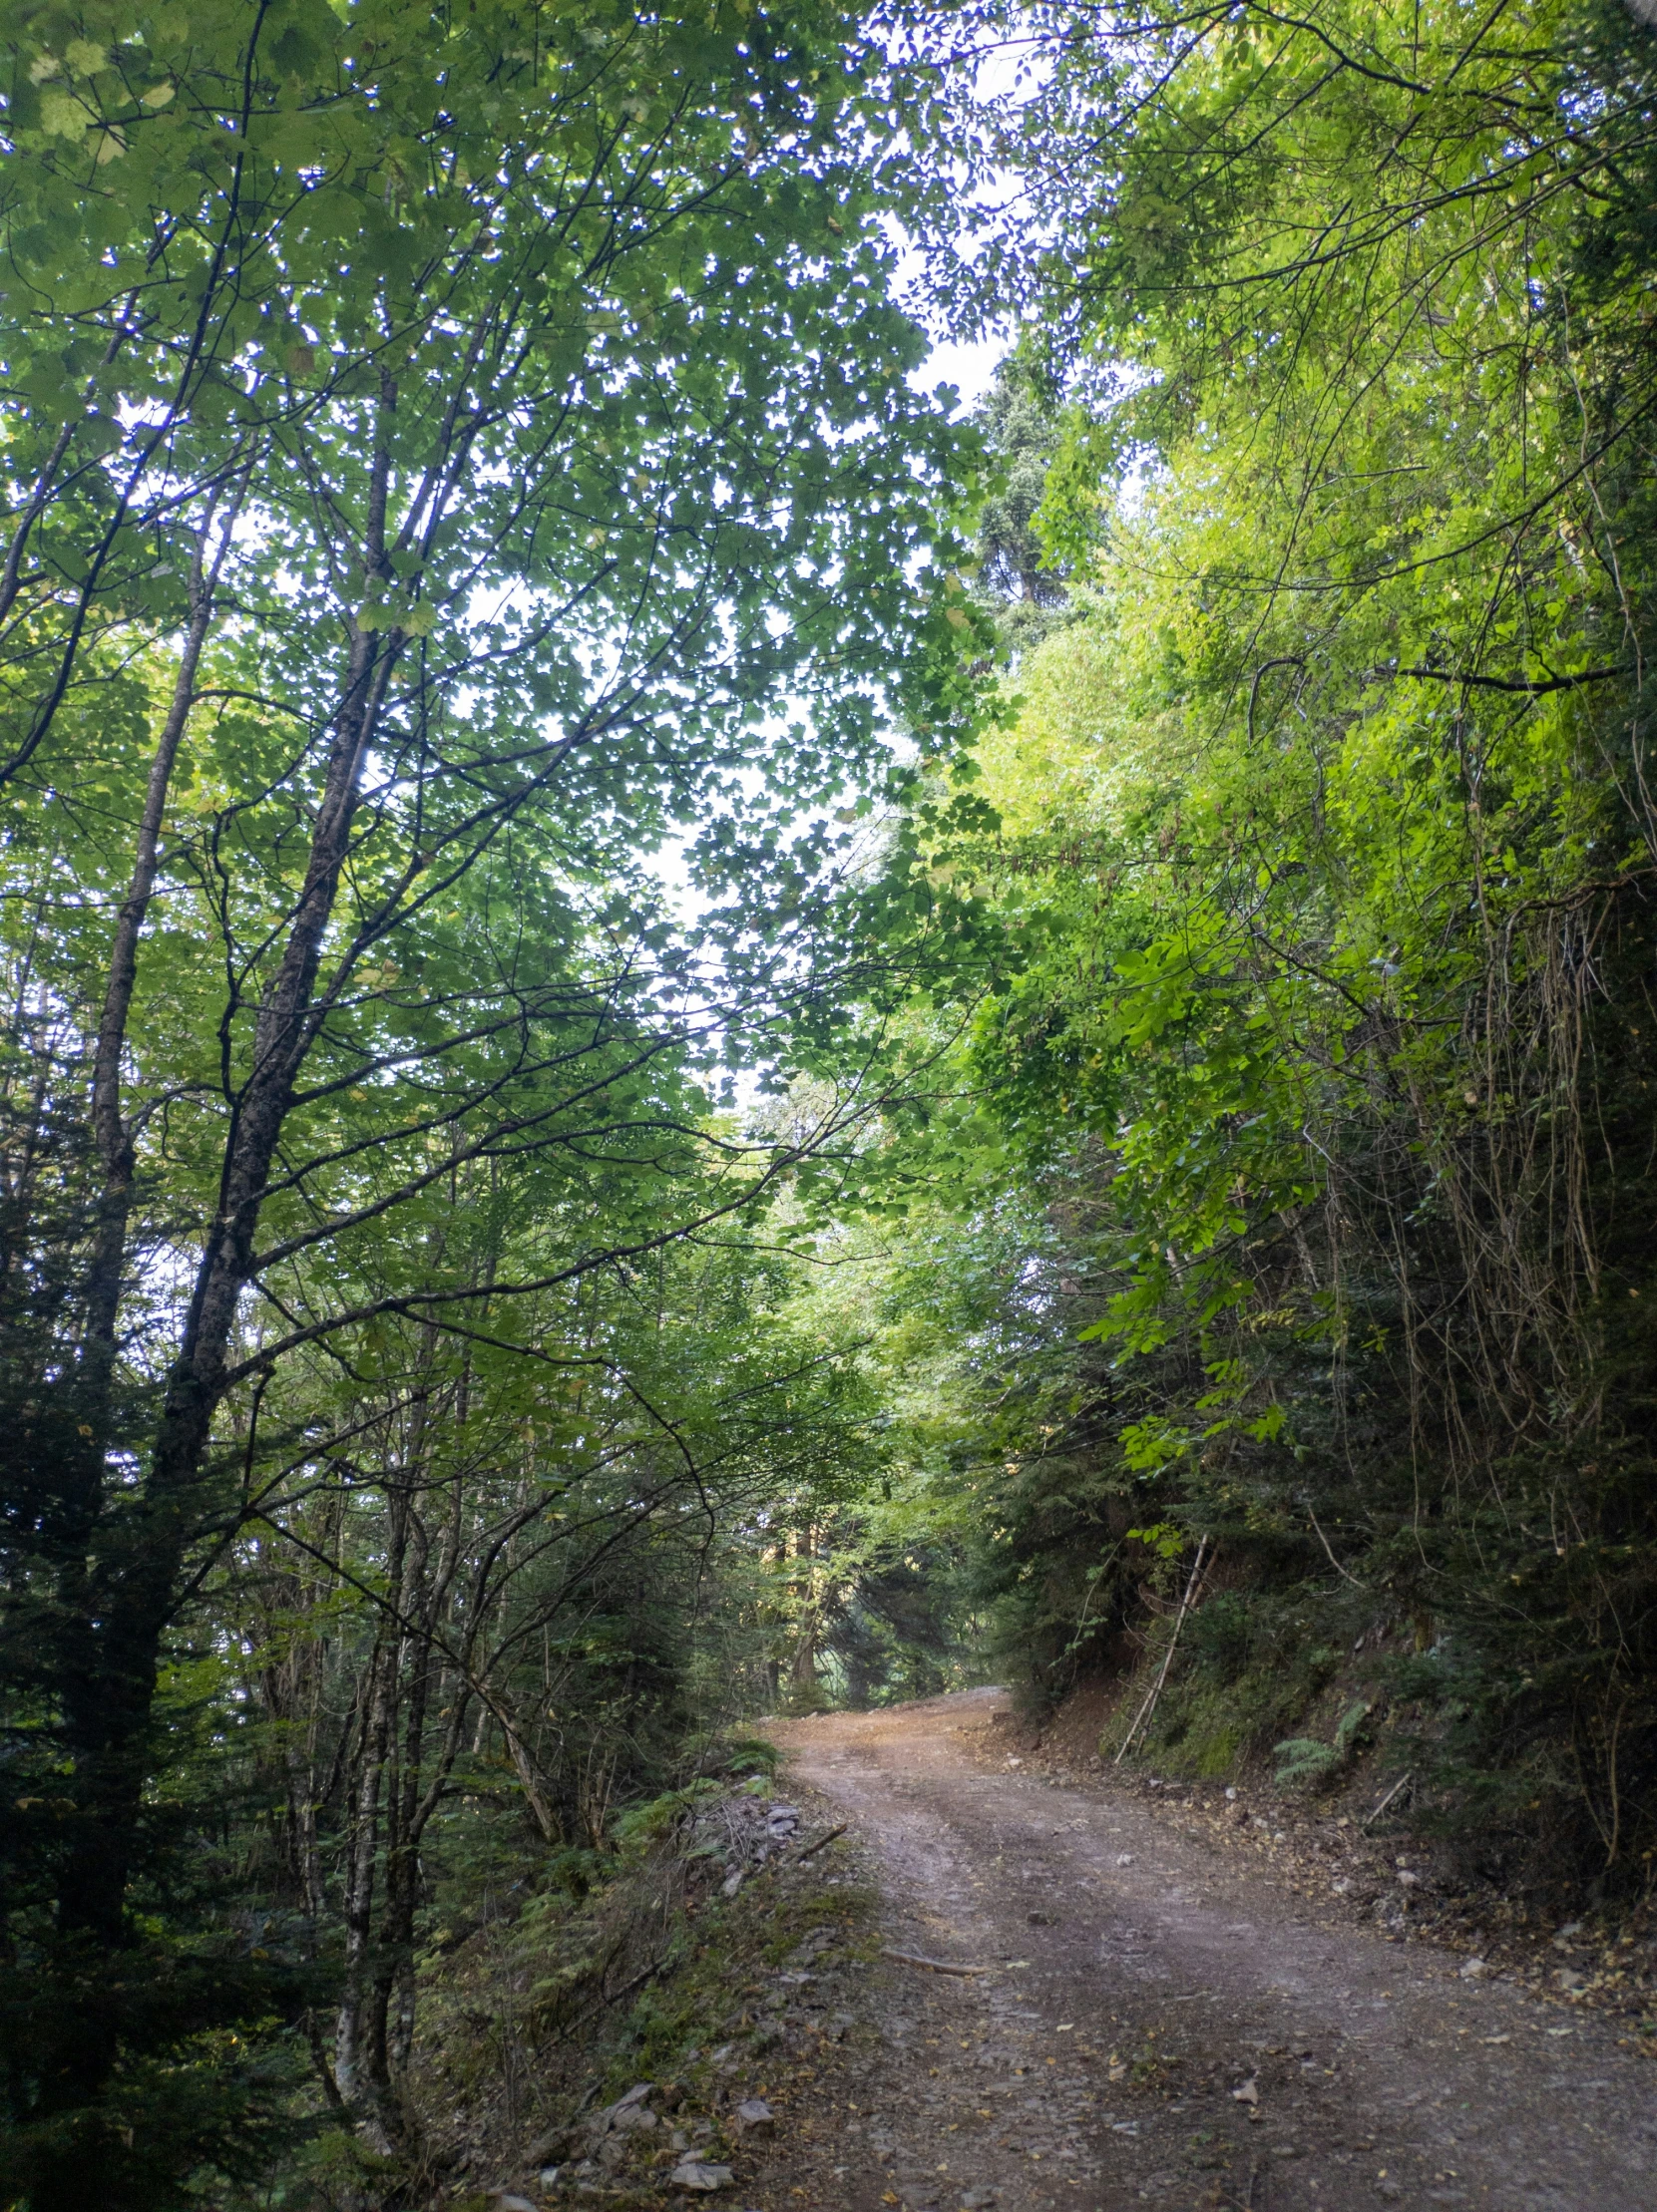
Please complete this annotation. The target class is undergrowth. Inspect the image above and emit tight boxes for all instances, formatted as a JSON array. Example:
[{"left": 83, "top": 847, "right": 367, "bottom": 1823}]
[{"left": 285, "top": 1770, "right": 873, "bottom": 2212}]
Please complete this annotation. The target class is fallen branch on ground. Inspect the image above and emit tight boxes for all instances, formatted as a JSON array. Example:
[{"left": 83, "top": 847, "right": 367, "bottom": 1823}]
[
  {"left": 882, "top": 1949, "right": 990, "bottom": 1976},
  {"left": 556, "top": 1953, "right": 672, "bottom": 2042},
  {"left": 1362, "top": 1771, "right": 1414, "bottom": 1828}
]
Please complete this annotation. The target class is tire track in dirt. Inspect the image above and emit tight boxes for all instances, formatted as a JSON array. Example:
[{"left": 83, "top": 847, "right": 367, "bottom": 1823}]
[{"left": 758, "top": 1688, "right": 1656, "bottom": 2212}]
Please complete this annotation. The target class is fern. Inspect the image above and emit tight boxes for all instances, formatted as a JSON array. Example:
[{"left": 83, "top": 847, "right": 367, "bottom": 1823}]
[
  {"left": 1334, "top": 1699, "right": 1372, "bottom": 1756},
  {"left": 1275, "top": 1701, "right": 1373, "bottom": 1788},
  {"left": 1273, "top": 1736, "right": 1340, "bottom": 1786}
]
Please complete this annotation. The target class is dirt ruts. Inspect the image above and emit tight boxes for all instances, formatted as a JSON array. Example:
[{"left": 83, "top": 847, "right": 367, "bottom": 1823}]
[{"left": 755, "top": 1687, "right": 1656, "bottom": 2212}]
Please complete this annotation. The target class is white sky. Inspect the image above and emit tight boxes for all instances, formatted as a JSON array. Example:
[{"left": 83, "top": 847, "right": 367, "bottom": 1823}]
[{"left": 920, "top": 328, "right": 1005, "bottom": 412}]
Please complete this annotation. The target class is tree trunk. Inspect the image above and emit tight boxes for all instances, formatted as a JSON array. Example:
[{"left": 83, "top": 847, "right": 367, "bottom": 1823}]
[
  {"left": 49, "top": 402, "right": 403, "bottom": 2154},
  {"left": 335, "top": 1614, "right": 399, "bottom": 2154}
]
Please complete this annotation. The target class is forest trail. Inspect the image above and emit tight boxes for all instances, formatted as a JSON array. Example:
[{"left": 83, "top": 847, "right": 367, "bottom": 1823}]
[{"left": 758, "top": 1689, "right": 1655, "bottom": 2212}]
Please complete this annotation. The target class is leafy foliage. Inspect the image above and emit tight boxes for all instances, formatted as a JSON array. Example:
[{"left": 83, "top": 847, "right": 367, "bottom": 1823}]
[
  {"left": 0, "top": 5, "right": 988, "bottom": 2203},
  {"left": 10, "top": 6, "right": 1657, "bottom": 2205},
  {"left": 908, "top": 0, "right": 1657, "bottom": 1873}
]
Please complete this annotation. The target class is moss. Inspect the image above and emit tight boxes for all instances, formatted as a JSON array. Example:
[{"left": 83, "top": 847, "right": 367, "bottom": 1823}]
[
  {"left": 1191, "top": 1725, "right": 1241, "bottom": 1777},
  {"left": 1100, "top": 1580, "right": 1372, "bottom": 1783},
  {"left": 610, "top": 1868, "right": 878, "bottom": 2094}
]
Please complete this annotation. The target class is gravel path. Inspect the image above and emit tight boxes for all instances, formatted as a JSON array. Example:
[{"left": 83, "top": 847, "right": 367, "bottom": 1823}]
[{"left": 758, "top": 1687, "right": 1656, "bottom": 2212}]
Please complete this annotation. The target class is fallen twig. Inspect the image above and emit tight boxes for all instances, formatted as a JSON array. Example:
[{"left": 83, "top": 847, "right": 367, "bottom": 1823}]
[
  {"left": 1307, "top": 1501, "right": 1364, "bottom": 1588},
  {"left": 1362, "top": 1770, "right": 1414, "bottom": 1828},
  {"left": 795, "top": 1822, "right": 848, "bottom": 1863},
  {"left": 557, "top": 1953, "right": 672, "bottom": 2042},
  {"left": 882, "top": 1948, "right": 990, "bottom": 1976}
]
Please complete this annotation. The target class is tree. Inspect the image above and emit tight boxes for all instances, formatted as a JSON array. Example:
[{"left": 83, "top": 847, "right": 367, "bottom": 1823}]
[
  {"left": 220, "top": 1190, "right": 882, "bottom": 2158},
  {"left": 905, "top": 0, "right": 1657, "bottom": 1863},
  {"left": 968, "top": 360, "right": 1071, "bottom": 654},
  {"left": 0, "top": 5, "right": 983, "bottom": 2200}
]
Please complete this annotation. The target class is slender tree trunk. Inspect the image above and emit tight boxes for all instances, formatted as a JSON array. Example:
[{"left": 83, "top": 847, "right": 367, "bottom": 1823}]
[
  {"left": 337, "top": 1457, "right": 409, "bottom": 2148},
  {"left": 377, "top": 1625, "right": 433, "bottom": 2091},
  {"left": 27, "top": 516, "right": 244, "bottom": 2170},
  {"left": 52, "top": 616, "right": 397, "bottom": 1953},
  {"left": 84, "top": 481, "right": 245, "bottom": 1384},
  {"left": 367, "top": 1470, "right": 428, "bottom": 2111},
  {"left": 335, "top": 1615, "right": 399, "bottom": 2153},
  {"left": 48, "top": 394, "right": 403, "bottom": 2123}
]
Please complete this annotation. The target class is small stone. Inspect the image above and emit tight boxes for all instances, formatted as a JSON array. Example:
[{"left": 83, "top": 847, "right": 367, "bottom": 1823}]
[
  {"left": 1115, "top": 1852, "right": 1134, "bottom": 1867},
  {"left": 734, "top": 2097, "right": 774, "bottom": 2135},
  {"left": 1232, "top": 2076, "right": 1259, "bottom": 2106},
  {"left": 490, "top": 2197, "right": 537, "bottom": 2211},
  {"left": 961, "top": 2191, "right": 999, "bottom": 2209},
  {"left": 1552, "top": 1967, "right": 1585, "bottom": 1991},
  {"left": 669, "top": 2160, "right": 734, "bottom": 2191},
  {"left": 1457, "top": 1957, "right": 1488, "bottom": 1980},
  {"left": 1224, "top": 1785, "right": 1239, "bottom": 1800}
]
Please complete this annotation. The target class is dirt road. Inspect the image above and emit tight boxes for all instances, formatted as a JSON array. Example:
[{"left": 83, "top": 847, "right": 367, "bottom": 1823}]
[{"left": 760, "top": 1688, "right": 1656, "bottom": 2212}]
